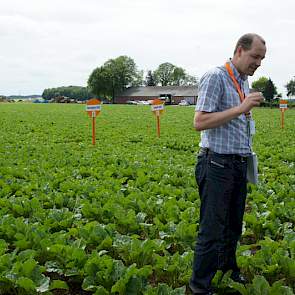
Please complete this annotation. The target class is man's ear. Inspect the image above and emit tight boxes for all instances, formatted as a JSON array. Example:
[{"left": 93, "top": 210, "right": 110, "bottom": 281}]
[{"left": 236, "top": 46, "right": 243, "bottom": 57}]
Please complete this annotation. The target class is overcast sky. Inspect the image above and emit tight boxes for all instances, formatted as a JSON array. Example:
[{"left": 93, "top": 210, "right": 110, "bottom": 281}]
[{"left": 1, "top": 0, "right": 294, "bottom": 96}]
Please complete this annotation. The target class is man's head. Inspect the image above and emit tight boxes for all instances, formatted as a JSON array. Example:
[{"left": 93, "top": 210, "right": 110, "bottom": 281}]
[{"left": 232, "top": 33, "right": 266, "bottom": 76}]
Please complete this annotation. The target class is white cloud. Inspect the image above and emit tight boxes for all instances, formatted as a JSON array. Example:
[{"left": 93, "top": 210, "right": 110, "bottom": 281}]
[{"left": 0, "top": 0, "right": 294, "bottom": 95}]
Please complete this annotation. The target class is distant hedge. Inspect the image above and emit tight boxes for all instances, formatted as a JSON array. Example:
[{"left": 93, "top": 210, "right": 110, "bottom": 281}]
[{"left": 42, "top": 86, "right": 93, "bottom": 101}]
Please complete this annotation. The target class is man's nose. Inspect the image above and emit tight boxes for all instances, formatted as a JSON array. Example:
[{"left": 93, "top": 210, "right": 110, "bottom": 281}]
[{"left": 256, "top": 59, "right": 262, "bottom": 67}]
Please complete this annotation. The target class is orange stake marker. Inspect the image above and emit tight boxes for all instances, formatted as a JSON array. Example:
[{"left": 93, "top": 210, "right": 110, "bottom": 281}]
[
  {"left": 151, "top": 99, "right": 165, "bottom": 137},
  {"left": 86, "top": 98, "right": 101, "bottom": 145},
  {"left": 279, "top": 99, "right": 288, "bottom": 129},
  {"left": 92, "top": 113, "right": 96, "bottom": 144},
  {"left": 156, "top": 113, "right": 160, "bottom": 137}
]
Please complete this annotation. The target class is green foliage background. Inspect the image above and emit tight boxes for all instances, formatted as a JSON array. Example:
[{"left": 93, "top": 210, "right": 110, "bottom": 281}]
[{"left": 0, "top": 104, "right": 294, "bottom": 294}]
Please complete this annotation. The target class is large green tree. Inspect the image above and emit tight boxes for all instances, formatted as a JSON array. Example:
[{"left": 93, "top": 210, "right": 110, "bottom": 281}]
[
  {"left": 252, "top": 77, "right": 277, "bottom": 103},
  {"left": 263, "top": 78, "right": 277, "bottom": 102},
  {"left": 87, "top": 67, "right": 110, "bottom": 99},
  {"left": 285, "top": 78, "right": 295, "bottom": 96},
  {"left": 153, "top": 63, "right": 197, "bottom": 86},
  {"left": 251, "top": 76, "right": 268, "bottom": 93},
  {"left": 88, "top": 56, "right": 143, "bottom": 103},
  {"left": 153, "top": 63, "right": 175, "bottom": 86},
  {"left": 145, "top": 70, "right": 156, "bottom": 86}
]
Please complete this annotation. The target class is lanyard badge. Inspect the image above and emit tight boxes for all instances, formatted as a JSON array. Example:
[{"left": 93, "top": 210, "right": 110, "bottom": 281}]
[{"left": 248, "top": 117, "right": 256, "bottom": 135}]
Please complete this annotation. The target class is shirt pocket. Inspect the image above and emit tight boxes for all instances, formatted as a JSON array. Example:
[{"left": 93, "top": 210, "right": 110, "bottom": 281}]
[{"left": 220, "top": 89, "right": 241, "bottom": 109}]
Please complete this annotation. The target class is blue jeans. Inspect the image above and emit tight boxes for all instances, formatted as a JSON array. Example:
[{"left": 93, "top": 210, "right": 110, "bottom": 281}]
[{"left": 190, "top": 150, "right": 247, "bottom": 292}]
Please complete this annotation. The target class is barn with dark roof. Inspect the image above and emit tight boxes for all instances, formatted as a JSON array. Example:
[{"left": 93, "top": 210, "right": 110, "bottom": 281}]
[{"left": 115, "top": 86, "right": 198, "bottom": 104}]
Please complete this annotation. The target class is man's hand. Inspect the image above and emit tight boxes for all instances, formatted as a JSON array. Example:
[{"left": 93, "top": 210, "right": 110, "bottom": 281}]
[
  {"left": 239, "top": 92, "right": 264, "bottom": 114},
  {"left": 194, "top": 92, "right": 264, "bottom": 131}
]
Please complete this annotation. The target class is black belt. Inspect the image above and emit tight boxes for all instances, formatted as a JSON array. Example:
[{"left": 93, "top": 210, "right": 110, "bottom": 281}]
[{"left": 199, "top": 148, "right": 248, "bottom": 162}]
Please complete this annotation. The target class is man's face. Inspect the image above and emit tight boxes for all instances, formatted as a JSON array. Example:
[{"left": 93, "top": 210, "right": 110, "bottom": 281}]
[{"left": 237, "top": 38, "right": 266, "bottom": 76}]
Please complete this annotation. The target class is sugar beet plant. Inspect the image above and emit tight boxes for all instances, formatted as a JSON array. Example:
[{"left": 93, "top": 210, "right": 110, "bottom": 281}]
[{"left": 0, "top": 103, "right": 294, "bottom": 294}]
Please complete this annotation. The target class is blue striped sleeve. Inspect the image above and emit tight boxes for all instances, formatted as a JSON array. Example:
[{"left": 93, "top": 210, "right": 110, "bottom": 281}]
[{"left": 195, "top": 69, "right": 223, "bottom": 112}]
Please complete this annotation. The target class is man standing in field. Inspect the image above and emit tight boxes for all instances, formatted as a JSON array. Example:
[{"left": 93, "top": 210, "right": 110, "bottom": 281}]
[{"left": 190, "top": 33, "right": 266, "bottom": 295}]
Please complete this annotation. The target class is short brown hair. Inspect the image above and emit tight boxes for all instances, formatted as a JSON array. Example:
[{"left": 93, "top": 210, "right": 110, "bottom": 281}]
[{"left": 234, "top": 33, "right": 265, "bottom": 54}]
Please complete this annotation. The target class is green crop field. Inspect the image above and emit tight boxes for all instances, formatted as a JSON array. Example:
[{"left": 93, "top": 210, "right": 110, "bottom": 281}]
[{"left": 0, "top": 103, "right": 294, "bottom": 295}]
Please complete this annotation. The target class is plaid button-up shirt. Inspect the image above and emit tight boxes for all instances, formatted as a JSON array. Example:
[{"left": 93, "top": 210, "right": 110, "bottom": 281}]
[{"left": 195, "top": 61, "right": 251, "bottom": 155}]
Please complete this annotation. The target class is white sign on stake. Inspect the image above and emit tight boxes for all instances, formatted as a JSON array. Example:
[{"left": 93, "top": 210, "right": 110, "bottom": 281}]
[
  {"left": 279, "top": 99, "right": 288, "bottom": 109},
  {"left": 151, "top": 104, "right": 164, "bottom": 112},
  {"left": 86, "top": 105, "right": 102, "bottom": 112}
]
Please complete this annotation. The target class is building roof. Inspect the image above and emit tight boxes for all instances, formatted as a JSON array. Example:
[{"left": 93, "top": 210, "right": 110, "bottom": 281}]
[{"left": 118, "top": 86, "right": 198, "bottom": 97}]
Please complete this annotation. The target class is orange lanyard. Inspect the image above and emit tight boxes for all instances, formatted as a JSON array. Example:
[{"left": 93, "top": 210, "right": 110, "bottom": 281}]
[
  {"left": 225, "top": 62, "right": 245, "bottom": 102},
  {"left": 225, "top": 62, "right": 250, "bottom": 117}
]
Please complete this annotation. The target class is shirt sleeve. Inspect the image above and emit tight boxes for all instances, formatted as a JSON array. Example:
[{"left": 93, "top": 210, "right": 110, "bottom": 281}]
[{"left": 195, "top": 69, "right": 223, "bottom": 112}]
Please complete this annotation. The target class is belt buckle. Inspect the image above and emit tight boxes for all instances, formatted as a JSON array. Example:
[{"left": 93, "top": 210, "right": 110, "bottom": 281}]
[{"left": 240, "top": 155, "right": 247, "bottom": 162}]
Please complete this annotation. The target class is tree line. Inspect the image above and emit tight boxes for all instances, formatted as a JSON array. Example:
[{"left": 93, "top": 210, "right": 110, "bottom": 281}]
[
  {"left": 42, "top": 56, "right": 198, "bottom": 103},
  {"left": 87, "top": 56, "right": 198, "bottom": 103},
  {"left": 41, "top": 55, "right": 295, "bottom": 103},
  {"left": 42, "top": 86, "right": 93, "bottom": 101},
  {"left": 251, "top": 77, "right": 295, "bottom": 105}
]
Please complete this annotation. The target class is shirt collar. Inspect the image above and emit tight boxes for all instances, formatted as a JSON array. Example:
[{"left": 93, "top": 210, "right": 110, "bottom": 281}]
[{"left": 228, "top": 59, "right": 247, "bottom": 81}]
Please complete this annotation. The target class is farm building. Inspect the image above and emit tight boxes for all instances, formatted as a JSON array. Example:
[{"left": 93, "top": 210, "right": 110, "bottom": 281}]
[{"left": 115, "top": 86, "right": 198, "bottom": 104}]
